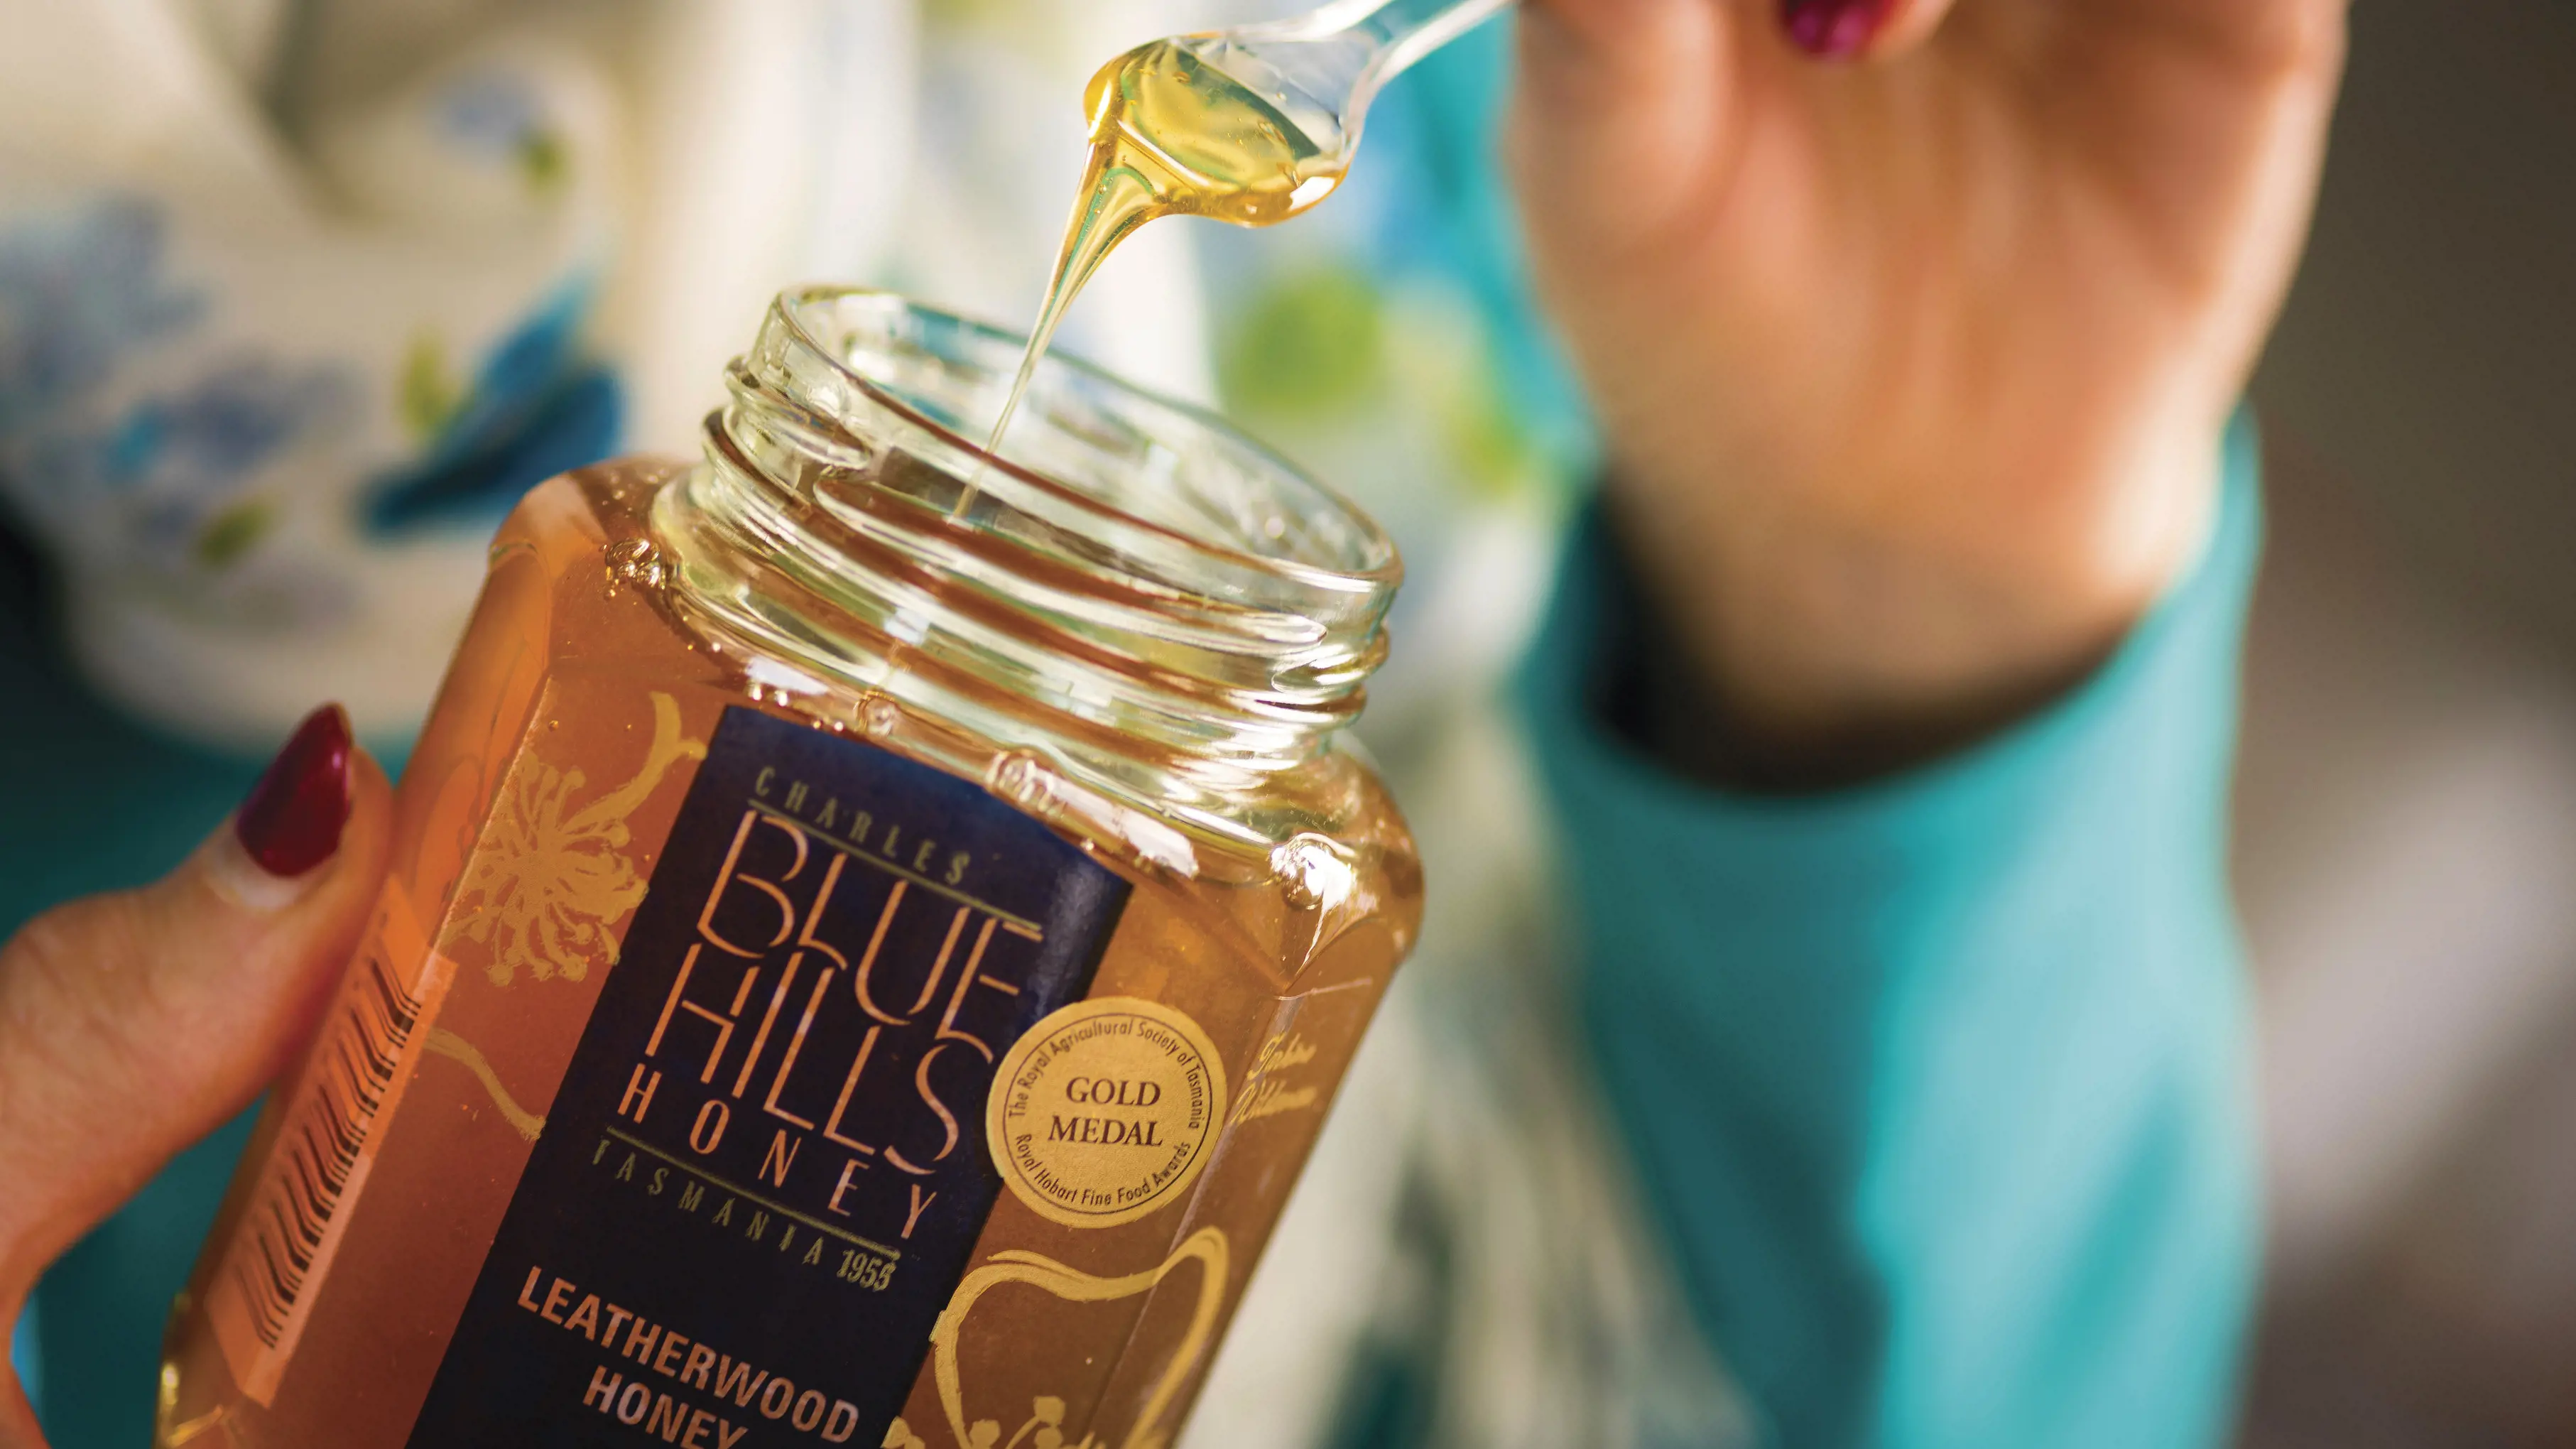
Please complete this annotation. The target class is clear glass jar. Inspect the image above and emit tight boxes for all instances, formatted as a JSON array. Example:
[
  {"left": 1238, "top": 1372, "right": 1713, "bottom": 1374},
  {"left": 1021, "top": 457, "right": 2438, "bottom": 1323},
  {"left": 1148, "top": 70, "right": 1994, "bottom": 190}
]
[{"left": 158, "top": 288, "right": 1420, "bottom": 1448}]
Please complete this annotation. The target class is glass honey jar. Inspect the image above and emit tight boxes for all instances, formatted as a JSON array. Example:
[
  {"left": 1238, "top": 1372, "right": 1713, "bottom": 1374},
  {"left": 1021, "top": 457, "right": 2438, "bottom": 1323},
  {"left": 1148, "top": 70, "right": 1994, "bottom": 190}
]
[{"left": 156, "top": 288, "right": 1420, "bottom": 1449}]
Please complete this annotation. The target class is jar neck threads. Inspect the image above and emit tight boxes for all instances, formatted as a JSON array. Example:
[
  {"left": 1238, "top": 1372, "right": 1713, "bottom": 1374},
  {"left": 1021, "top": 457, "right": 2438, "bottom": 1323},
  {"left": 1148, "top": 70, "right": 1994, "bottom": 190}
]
[{"left": 654, "top": 288, "right": 1400, "bottom": 846}]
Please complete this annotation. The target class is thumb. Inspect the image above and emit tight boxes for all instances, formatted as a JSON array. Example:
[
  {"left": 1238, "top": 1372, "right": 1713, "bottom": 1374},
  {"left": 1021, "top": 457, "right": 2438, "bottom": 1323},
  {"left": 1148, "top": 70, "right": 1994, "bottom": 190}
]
[
  {"left": 0, "top": 705, "right": 391, "bottom": 1328},
  {"left": 1509, "top": 0, "right": 1741, "bottom": 256},
  {"left": 1508, "top": 0, "right": 1975, "bottom": 248},
  {"left": 1778, "top": 0, "right": 1959, "bottom": 60}
]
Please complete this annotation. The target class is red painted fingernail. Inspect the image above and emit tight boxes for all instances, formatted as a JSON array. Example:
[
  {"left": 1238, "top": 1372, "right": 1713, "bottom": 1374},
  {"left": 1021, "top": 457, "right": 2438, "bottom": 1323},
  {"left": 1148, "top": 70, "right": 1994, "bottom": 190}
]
[
  {"left": 1782, "top": 0, "right": 1893, "bottom": 57},
  {"left": 234, "top": 705, "right": 354, "bottom": 877}
]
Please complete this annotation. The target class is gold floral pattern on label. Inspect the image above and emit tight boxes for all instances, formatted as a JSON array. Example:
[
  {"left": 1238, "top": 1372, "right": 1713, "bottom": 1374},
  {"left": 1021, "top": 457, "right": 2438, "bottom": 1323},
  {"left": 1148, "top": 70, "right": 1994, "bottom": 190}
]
[
  {"left": 987, "top": 998, "right": 1226, "bottom": 1230},
  {"left": 450, "top": 690, "right": 705, "bottom": 985}
]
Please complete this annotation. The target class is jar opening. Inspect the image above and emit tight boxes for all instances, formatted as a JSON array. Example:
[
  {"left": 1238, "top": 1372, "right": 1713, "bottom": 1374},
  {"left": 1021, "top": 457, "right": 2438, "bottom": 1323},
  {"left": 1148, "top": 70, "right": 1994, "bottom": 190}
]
[
  {"left": 661, "top": 288, "right": 1403, "bottom": 826},
  {"left": 771, "top": 288, "right": 1396, "bottom": 606}
]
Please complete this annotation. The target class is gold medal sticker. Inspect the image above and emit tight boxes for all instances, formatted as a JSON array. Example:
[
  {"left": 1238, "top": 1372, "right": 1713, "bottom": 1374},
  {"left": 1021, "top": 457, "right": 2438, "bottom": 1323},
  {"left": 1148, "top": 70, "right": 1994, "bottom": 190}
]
[{"left": 987, "top": 997, "right": 1227, "bottom": 1230}]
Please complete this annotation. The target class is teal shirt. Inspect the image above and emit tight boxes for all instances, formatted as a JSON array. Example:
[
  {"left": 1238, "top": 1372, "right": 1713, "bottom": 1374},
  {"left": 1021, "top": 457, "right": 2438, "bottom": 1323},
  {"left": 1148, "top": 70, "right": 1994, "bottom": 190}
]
[{"left": 1513, "top": 417, "right": 2263, "bottom": 1447}]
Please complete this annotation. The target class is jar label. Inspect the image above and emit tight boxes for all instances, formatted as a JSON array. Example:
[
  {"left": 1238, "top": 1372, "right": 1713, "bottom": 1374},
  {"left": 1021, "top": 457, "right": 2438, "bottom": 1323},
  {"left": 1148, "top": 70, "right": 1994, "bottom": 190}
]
[
  {"left": 988, "top": 997, "right": 1227, "bottom": 1229},
  {"left": 406, "top": 705, "right": 1131, "bottom": 1446}
]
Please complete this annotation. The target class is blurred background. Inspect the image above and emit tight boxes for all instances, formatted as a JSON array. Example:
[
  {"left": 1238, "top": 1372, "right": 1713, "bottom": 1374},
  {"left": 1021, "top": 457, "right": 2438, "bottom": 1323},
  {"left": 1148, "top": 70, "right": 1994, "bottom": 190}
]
[
  {"left": 2236, "top": 1, "right": 2576, "bottom": 1443},
  {"left": 3, "top": 0, "right": 2573, "bottom": 1443}
]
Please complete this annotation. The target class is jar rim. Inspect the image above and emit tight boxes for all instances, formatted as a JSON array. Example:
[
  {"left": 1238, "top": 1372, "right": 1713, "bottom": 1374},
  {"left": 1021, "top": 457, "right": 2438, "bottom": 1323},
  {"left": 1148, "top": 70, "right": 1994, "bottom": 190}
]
[
  {"left": 670, "top": 286, "right": 1403, "bottom": 807},
  {"left": 771, "top": 286, "right": 1403, "bottom": 602}
]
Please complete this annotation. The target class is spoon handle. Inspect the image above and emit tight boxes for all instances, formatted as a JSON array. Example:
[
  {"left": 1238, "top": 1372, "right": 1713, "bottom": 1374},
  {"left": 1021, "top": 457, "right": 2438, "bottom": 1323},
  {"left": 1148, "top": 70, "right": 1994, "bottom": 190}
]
[
  {"left": 1346, "top": 0, "right": 1515, "bottom": 91},
  {"left": 1222, "top": 0, "right": 1514, "bottom": 115}
]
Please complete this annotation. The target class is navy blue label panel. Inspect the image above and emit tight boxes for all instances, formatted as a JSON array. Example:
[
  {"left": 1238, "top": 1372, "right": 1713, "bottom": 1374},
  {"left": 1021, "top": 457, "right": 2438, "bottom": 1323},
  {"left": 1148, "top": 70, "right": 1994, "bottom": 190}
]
[{"left": 407, "top": 706, "right": 1131, "bottom": 1446}]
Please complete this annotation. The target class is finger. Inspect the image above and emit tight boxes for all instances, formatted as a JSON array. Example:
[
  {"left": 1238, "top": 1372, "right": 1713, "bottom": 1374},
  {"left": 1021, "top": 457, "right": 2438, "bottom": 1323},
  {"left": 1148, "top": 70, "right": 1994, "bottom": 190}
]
[
  {"left": 0, "top": 705, "right": 391, "bottom": 1316},
  {"left": 2016, "top": 0, "right": 2349, "bottom": 80},
  {"left": 1779, "top": 0, "right": 1960, "bottom": 60},
  {"left": 1783, "top": 0, "right": 2346, "bottom": 77},
  {"left": 1509, "top": 0, "right": 1743, "bottom": 254}
]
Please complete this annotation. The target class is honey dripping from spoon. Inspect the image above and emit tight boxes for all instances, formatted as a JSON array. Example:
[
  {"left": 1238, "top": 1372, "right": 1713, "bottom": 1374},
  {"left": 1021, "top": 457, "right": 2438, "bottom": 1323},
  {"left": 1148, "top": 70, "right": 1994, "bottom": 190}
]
[{"left": 960, "top": 38, "right": 1346, "bottom": 513}]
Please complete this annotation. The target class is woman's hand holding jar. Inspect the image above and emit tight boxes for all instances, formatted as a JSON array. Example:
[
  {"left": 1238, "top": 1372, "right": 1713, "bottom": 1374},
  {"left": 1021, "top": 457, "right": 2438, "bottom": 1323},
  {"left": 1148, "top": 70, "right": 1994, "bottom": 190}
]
[{"left": 0, "top": 710, "right": 390, "bottom": 1443}]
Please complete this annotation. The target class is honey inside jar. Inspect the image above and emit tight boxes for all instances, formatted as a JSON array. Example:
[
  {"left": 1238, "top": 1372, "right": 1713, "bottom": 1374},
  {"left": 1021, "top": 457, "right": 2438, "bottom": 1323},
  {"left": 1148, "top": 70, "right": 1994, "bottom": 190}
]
[{"left": 157, "top": 291, "right": 1418, "bottom": 1448}]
